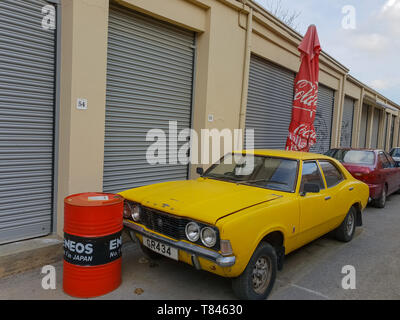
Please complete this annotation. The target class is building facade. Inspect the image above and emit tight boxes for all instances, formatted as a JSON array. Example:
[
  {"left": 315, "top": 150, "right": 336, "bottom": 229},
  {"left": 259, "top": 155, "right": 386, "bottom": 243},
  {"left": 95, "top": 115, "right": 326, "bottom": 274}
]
[{"left": 0, "top": 0, "right": 399, "bottom": 244}]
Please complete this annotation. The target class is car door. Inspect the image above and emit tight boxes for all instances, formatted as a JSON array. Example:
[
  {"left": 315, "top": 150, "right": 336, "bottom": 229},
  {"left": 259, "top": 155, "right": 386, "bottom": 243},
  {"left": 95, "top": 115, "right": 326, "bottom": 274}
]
[
  {"left": 384, "top": 152, "right": 400, "bottom": 193},
  {"left": 378, "top": 152, "right": 395, "bottom": 195},
  {"left": 298, "top": 161, "right": 331, "bottom": 246},
  {"left": 318, "top": 160, "right": 348, "bottom": 229}
]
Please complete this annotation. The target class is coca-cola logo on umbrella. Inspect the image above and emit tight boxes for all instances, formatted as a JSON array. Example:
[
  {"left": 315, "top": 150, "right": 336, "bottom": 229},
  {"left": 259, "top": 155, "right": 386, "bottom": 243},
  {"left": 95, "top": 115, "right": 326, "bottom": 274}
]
[{"left": 293, "top": 80, "right": 318, "bottom": 119}]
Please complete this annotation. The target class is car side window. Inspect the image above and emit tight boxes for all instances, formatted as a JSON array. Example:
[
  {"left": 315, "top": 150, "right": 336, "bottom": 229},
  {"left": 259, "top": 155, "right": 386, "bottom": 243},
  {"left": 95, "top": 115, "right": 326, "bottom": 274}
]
[
  {"left": 300, "top": 161, "right": 325, "bottom": 193},
  {"left": 378, "top": 153, "right": 390, "bottom": 169},
  {"left": 319, "top": 161, "right": 344, "bottom": 188},
  {"left": 384, "top": 152, "right": 396, "bottom": 168}
]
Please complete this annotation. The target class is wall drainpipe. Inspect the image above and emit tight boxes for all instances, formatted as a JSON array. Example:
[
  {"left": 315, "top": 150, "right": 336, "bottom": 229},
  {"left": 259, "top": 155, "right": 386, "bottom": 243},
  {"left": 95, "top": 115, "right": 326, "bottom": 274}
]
[{"left": 238, "top": 2, "right": 253, "bottom": 135}]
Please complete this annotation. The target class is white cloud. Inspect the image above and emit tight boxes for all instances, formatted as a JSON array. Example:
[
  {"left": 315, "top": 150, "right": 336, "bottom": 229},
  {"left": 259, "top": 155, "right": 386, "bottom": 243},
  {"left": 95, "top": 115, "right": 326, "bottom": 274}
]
[
  {"left": 370, "top": 79, "right": 391, "bottom": 90},
  {"left": 349, "top": 33, "right": 389, "bottom": 52},
  {"left": 369, "top": 78, "right": 400, "bottom": 91},
  {"left": 382, "top": 0, "right": 400, "bottom": 14},
  {"left": 380, "top": 0, "right": 400, "bottom": 34}
]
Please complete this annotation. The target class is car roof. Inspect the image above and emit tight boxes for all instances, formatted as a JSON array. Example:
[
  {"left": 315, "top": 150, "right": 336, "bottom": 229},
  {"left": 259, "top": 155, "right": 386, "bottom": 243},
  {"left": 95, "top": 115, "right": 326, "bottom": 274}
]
[
  {"left": 329, "top": 148, "right": 383, "bottom": 153},
  {"left": 233, "top": 149, "right": 334, "bottom": 161}
]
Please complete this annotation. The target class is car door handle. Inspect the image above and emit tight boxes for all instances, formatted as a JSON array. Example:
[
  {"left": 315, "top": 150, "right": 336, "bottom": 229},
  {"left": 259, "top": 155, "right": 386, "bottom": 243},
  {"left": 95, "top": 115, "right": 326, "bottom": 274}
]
[
  {"left": 349, "top": 187, "right": 354, "bottom": 191},
  {"left": 325, "top": 196, "right": 331, "bottom": 200}
]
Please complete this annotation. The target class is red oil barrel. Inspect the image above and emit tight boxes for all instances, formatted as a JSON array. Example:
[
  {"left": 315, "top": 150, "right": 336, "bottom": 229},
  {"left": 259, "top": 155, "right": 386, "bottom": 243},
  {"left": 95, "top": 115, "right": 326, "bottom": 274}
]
[{"left": 63, "top": 192, "right": 124, "bottom": 298}]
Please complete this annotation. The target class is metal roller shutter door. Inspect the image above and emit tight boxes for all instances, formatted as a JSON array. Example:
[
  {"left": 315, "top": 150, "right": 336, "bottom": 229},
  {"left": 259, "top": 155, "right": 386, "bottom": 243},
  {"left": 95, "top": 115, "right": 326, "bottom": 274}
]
[
  {"left": 371, "top": 108, "right": 381, "bottom": 148},
  {"left": 359, "top": 104, "right": 369, "bottom": 148},
  {"left": 310, "top": 84, "right": 335, "bottom": 154},
  {"left": 383, "top": 113, "right": 389, "bottom": 150},
  {"left": 103, "top": 5, "right": 195, "bottom": 193},
  {"left": 390, "top": 116, "right": 396, "bottom": 150},
  {"left": 0, "top": 0, "right": 56, "bottom": 244},
  {"left": 340, "top": 96, "right": 355, "bottom": 147},
  {"left": 245, "top": 55, "right": 295, "bottom": 149}
]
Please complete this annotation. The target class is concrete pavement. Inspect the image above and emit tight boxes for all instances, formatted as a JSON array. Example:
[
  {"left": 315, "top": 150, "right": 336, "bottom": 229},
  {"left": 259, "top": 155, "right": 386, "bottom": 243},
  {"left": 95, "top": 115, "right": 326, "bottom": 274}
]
[{"left": 1, "top": 193, "right": 400, "bottom": 300}]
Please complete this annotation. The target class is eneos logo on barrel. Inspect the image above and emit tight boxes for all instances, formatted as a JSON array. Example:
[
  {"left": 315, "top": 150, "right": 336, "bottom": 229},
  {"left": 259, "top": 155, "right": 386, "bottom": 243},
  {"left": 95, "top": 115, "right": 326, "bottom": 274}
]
[{"left": 64, "top": 232, "right": 122, "bottom": 266}]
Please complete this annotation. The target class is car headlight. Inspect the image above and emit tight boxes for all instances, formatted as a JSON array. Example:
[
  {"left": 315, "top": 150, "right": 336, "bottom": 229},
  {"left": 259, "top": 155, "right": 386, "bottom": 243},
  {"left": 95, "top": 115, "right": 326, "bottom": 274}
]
[
  {"left": 200, "top": 227, "right": 217, "bottom": 248},
  {"left": 131, "top": 204, "right": 141, "bottom": 222},
  {"left": 123, "top": 201, "right": 133, "bottom": 218},
  {"left": 185, "top": 222, "right": 200, "bottom": 242}
]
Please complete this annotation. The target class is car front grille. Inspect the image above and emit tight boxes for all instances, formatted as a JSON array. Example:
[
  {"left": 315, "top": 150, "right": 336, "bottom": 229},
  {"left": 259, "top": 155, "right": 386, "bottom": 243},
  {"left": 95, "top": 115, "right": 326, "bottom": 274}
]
[
  {"left": 140, "top": 207, "right": 188, "bottom": 240},
  {"left": 125, "top": 202, "right": 220, "bottom": 250}
]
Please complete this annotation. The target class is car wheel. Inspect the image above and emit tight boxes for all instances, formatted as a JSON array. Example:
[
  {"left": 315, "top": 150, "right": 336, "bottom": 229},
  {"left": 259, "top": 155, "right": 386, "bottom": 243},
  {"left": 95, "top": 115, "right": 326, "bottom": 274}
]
[
  {"left": 375, "top": 185, "right": 387, "bottom": 209},
  {"left": 334, "top": 206, "right": 356, "bottom": 242},
  {"left": 231, "top": 242, "right": 277, "bottom": 300}
]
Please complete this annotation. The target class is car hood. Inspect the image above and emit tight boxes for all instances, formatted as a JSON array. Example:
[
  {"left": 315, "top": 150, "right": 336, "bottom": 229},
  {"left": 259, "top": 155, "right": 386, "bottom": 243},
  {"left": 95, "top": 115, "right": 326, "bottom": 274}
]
[{"left": 119, "top": 178, "right": 283, "bottom": 224}]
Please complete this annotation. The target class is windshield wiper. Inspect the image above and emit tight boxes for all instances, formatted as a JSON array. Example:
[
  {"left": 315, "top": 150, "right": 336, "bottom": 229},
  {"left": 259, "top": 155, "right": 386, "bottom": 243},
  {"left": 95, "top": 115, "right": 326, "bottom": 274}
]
[
  {"left": 236, "top": 179, "right": 288, "bottom": 186},
  {"left": 204, "top": 175, "right": 240, "bottom": 183},
  {"left": 236, "top": 179, "right": 268, "bottom": 185}
]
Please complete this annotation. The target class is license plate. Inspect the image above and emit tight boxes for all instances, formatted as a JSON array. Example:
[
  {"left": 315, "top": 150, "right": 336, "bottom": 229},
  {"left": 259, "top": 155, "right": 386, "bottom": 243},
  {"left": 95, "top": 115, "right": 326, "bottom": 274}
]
[{"left": 142, "top": 236, "right": 178, "bottom": 261}]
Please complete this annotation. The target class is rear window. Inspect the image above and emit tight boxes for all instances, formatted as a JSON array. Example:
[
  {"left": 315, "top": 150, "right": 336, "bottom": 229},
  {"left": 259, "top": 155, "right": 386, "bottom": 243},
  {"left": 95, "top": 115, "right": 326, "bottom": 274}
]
[
  {"left": 319, "top": 161, "right": 344, "bottom": 188},
  {"left": 390, "top": 148, "right": 400, "bottom": 158},
  {"left": 330, "top": 150, "right": 375, "bottom": 165}
]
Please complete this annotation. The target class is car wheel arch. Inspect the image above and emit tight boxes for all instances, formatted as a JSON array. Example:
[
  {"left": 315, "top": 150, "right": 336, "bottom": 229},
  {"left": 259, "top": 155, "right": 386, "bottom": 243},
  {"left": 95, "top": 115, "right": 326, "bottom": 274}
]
[
  {"left": 261, "top": 230, "right": 285, "bottom": 248},
  {"left": 261, "top": 231, "right": 285, "bottom": 270},
  {"left": 234, "top": 228, "right": 287, "bottom": 277},
  {"left": 254, "top": 229, "right": 286, "bottom": 271},
  {"left": 350, "top": 202, "right": 362, "bottom": 227}
]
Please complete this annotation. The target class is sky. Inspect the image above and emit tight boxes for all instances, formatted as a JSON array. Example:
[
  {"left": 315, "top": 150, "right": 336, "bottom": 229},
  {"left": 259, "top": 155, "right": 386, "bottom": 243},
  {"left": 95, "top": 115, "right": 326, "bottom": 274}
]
[{"left": 255, "top": 0, "right": 400, "bottom": 104}]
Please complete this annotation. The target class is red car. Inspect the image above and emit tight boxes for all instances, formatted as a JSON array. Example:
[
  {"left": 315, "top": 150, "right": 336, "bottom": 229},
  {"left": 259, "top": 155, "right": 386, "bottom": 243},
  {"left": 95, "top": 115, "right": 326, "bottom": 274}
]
[{"left": 326, "top": 148, "right": 400, "bottom": 208}]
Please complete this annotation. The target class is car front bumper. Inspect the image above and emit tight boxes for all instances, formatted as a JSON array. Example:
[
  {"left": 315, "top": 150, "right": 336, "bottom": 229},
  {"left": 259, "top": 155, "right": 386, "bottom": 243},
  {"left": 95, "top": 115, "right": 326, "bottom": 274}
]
[{"left": 123, "top": 220, "right": 236, "bottom": 268}]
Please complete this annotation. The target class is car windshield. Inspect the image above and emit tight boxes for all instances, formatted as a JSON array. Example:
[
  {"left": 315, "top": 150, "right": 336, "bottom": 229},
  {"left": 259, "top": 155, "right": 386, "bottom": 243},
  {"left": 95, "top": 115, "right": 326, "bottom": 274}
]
[
  {"left": 203, "top": 153, "right": 299, "bottom": 192},
  {"left": 390, "top": 148, "right": 400, "bottom": 158},
  {"left": 328, "top": 149, "right": 375, "bottom": 165}
]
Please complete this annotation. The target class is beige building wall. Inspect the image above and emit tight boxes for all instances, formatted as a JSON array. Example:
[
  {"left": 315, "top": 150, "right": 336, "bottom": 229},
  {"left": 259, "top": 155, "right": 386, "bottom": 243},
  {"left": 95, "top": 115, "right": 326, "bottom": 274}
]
[
  {"left": 344, "top": 77, "right": 362, "bottom": 148},
  {"left": 57, "top": 0, "right": 109, "bottom": 235},
  {"left": 55, "top": 0, "right": 400, "bottom": 237}
]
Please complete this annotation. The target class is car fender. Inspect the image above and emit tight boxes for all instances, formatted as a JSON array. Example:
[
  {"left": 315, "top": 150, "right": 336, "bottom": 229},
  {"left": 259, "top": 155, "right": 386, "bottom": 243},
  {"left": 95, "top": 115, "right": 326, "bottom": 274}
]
[{"left": 217, "top": 199, "right": 298, "bottom": 277}]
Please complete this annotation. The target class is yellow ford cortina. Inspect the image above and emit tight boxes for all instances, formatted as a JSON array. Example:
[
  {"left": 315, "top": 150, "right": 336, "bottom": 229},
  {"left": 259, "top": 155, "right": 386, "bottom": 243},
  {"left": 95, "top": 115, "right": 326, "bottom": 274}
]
[{"left": 120, "top": 150, "right": 369, "bottom": 300}]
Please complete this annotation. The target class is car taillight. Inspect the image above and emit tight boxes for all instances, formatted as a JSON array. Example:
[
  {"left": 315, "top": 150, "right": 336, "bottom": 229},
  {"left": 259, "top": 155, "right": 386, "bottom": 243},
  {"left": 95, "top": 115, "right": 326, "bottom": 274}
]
[{"left": 352, "top": 171, "right": 377, "bottom": 184}]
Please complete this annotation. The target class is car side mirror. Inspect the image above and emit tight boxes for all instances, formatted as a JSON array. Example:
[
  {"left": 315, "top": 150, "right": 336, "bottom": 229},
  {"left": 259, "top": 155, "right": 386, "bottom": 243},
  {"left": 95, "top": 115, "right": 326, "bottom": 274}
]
[
  {"left": 196, "top": 167, "right": 204, "bottom": 176},
  {"left": 301, "top": 183, "right": 320, "bottom": 196}
]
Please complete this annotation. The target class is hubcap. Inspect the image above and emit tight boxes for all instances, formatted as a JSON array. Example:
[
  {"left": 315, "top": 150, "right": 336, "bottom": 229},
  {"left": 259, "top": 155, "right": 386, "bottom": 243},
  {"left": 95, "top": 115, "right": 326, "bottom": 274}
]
[
  {"left": 346, "top": 212, "right": 354, "bottom": 236},
  {"left": 252, "top": 256, "right": 272, "bottom": 294}
]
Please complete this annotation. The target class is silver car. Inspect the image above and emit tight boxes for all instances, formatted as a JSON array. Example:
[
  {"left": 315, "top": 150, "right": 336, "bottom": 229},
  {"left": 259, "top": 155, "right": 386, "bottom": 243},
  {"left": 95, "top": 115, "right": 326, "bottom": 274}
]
[{"left": 389, "top": 148, "right": 400, "bottom": 166}]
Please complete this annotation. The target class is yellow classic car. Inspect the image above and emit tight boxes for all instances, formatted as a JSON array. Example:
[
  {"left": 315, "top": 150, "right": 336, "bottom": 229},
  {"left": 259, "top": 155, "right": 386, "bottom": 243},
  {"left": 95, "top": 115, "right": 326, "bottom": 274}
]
[{"left": 120, "top": 150, "right": 369, "bottom": 300}]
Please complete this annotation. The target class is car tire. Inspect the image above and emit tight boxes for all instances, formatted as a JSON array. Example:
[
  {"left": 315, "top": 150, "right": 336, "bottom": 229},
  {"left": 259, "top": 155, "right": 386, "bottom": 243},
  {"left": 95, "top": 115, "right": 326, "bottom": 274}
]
[
  {"left": 231, "top": 242, "right": 277, "bottom": 300},
  {"left": 334, "top": 206, "right": 356, "bottom": 242},
  {"left": 375, "top": 185, "right": 387, "bottom": 209}
]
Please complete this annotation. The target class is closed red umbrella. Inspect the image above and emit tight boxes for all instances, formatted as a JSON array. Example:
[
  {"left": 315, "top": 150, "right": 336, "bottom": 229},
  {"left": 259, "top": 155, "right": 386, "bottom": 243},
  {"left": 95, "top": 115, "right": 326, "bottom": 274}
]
[{"left": 285, "top": 25, "right": 321, "bottom": 152}]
